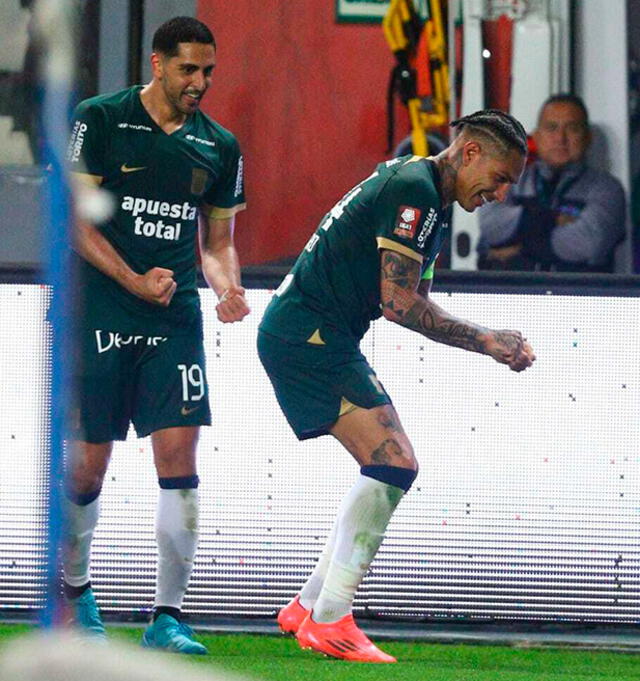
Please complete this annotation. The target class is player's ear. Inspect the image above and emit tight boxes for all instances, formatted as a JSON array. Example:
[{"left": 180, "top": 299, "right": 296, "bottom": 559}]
[
  {"left": 150, "top": 52, "right": 163, "bottom": 79},
  {"left": 461, "top": 140, "right": 481, "bottom": 166}
]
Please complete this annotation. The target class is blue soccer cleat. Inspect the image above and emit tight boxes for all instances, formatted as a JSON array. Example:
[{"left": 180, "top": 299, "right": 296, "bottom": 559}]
[
  {"left": 142, "top": 614, "right": 207, "bottom": 655},
  {"left": 67, "top": 588, "right": 107, "bottom": 642}
]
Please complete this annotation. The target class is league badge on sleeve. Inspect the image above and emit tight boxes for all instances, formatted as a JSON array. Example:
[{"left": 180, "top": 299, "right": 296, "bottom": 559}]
[{"left": 394, "top": 206, "right": 421, "bottom": 239}]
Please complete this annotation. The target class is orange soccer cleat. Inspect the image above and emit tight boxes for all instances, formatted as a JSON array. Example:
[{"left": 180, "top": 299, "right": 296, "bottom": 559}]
[
  {"left": 277, "top": 595, "right": 309, "bottom": 635},
  {"left": 296, "top": 612, "right": 396, "bottom": 663}
]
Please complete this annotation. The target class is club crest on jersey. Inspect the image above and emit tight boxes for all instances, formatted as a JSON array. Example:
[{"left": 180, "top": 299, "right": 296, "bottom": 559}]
[
  {"left": 394, "top": 206, "right": 421, "bottom": 239},
  {"left": 191, "top": 168, "right": 208, "bottom": 196}
]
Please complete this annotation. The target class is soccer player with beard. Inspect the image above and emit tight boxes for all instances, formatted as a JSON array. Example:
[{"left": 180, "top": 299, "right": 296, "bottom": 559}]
[{"left": 63, "top": 16, "right": 249, "bottom": 653}]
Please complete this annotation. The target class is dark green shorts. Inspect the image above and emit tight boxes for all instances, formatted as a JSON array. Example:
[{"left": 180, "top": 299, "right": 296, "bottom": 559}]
[
  {"left": 72, "top": 328, "right": 211, "bottom": 443},
  {"left": 257, "top": 329, "right": 391, "bottom": 440}
]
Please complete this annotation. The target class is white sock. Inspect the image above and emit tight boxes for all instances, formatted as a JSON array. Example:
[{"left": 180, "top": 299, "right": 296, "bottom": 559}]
[
  {"left": 154, "top": 488, "right": 199, "bottom": 609},
  {"left": 298, "top": 523, "right": 337, "bottom": 610},
  {"left": 63, "top": 496, "right": 100, "bottom": 588},
  {"left": 312, "top": 474, "right": 404, "bottom": 623}
]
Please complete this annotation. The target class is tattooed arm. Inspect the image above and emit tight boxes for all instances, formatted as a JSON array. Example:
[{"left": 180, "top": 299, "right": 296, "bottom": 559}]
[
  {"left": 380, "top": 249, "right": 535, "bottom": 371},
  {"left": 417, "top": 276, "right": 433, "bottom": 299}
]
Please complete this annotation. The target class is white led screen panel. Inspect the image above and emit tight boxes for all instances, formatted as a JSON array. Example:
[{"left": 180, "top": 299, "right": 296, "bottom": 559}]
[
  {"left": 0, "top": 285, "right": 50, "bottom": 610},
  {"left": 0, "top": 285, "right": 638, "bottom": 623}
]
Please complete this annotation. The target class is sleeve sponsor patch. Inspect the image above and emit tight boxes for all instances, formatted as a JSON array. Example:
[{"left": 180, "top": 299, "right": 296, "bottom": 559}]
[
  {"left": 393, "top": 206, "right": 421, "bottom": 239},
  {"left": 66, "top": 120, "right": 88, "bottom": 163},
  {"left": 234, "top": 155, "right": 244, "bottom": 198}
]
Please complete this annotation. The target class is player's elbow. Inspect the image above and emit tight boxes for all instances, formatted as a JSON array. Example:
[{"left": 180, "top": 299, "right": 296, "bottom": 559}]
[
  {"left": 380, "top": 293, "right": 410, "bottom": 327},
  {"left": 381, "top": 303, "right": 401, "bottom": 323}
]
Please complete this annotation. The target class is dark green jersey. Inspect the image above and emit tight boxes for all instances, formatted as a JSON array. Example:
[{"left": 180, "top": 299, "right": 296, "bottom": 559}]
[
  {"left": 68, "top": 85, "right": 245, "bottom": 336},
  {"left": 260, "top": 156, "right": 450, "bottom": 346}
]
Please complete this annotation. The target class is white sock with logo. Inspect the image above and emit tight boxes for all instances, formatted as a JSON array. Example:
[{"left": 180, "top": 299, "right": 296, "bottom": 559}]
[
  {"left": 63, "top": 496, "right": 100, "bottom": 588},
  {"left": 312, "top": 474, "right": 404, "bottom": 623},
  {"left": 154, "top": 488, "right": 199, "bottom": 609}
]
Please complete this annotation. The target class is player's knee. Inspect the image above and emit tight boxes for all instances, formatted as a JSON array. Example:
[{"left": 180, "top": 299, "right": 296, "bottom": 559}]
[
  {"left": 66, "top": 467, "right": 106, "bottom": 499},
  {"left": 361, "top": 464, "right": 418, "bottom": 492},
  {"left": 402, "top": 442, "right": 418, "bottom": 471},
  {"left": 65, "top": 484, "right": 101, "bottom": 506},
  {"left": 371, "top": 436, "right": 417, "bottom": 471}
]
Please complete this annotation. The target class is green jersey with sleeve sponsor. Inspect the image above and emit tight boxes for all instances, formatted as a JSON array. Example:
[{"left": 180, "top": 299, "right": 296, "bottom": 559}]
[
  {"left": 260, "top": 156, "right": 451, "bottom": 346},
  {"left": 68, "top": 85, "right": 246, "bottom": 336}
]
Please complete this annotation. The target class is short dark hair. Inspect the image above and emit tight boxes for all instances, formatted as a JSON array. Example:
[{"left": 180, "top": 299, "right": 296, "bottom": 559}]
[
  {"left": 538, "top": 93, "right": 589, "bottom": 126},
  {"left": 152, "top": 16, "right": 215, "bottom": 57},
  {"left": 451, "top": 109, "right": 528, "bottom": 156}
]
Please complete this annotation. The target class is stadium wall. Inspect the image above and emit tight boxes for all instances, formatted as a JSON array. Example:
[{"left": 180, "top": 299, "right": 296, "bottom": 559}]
[
  {"left": 196, "top": 1, "right": 404, "bottom": 266},
  {"left": 1, "top": 273, "right": 639, "bottom": 626}
]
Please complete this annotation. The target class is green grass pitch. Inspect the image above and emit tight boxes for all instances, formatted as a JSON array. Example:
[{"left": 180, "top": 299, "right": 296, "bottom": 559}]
[{"left": 1, "top": 624, "right": 639, "bottom": 681}]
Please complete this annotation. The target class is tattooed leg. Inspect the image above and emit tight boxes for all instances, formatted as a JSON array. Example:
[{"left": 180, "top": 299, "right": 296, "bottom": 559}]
[{"left": 330, "top": 404, "right": 416, "bottom": 469}]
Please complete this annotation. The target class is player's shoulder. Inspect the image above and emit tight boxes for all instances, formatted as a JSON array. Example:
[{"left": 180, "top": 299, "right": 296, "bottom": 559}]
[
  {"left": 191, "top": 111, "right": 241, "bottom": 151},
  {"left": 73, "top": 86, "right": 140, "bottom": 119},
  {"left": 75, "top": 86, "right": 138, "bottom": 112},
  {"left": 379, "top": 155, "right": 442, "bottom": 204}
]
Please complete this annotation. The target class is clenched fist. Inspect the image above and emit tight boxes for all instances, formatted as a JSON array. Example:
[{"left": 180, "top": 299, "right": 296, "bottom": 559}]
[
  {"left": 216, "top": 285, "right": 250, "bottom": 323},
  {"left": 483, "top": 330, "right": 536, "bottom": 372},
  {"left": 132, "top": 267, "right": 177, "bottom": 307}
]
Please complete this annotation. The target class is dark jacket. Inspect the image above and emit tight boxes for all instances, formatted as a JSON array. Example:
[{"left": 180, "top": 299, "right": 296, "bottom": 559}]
[{"left": 477, "top": 160, "right": 626, "bottom": 272}]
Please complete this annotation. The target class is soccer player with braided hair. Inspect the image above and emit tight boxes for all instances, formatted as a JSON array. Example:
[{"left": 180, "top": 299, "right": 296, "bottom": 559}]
[
  {"left": 258, "top": 108, "right": 535, "bottom": 663},
  {"left": 451, "top": 108, "right": 528, "bottom": 155}
]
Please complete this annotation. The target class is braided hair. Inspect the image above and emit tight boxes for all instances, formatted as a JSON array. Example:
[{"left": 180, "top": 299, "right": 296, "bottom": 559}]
[{"left": 450, "top": 109, "right": 528, "bottom": 157}]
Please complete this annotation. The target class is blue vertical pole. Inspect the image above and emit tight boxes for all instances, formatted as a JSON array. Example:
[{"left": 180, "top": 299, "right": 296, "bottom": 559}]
[{"left": 38, "top": 0, "right": 75, "bottom": 628}]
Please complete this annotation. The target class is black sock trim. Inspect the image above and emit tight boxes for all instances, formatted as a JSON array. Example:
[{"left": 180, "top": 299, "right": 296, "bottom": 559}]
[
  {"left": 361, "top": 465, "right": 417, "bottom": 492},
  {"left": 63, "top": 581, "right": 91, "bottom": 600},
  {"left": 158, "top": 475, "right": 199, "bottom": 490},
  {"left": 154, "top": 606, "right": 182, "bottom": 622}
]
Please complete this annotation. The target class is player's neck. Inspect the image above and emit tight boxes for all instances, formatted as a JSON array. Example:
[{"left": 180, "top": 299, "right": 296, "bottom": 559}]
[
  {"left": 139, "top": 82, "right": 189, "bottom": 135},
  {"left": 432, "top": 152, "right": 458, "bottom": 208}
]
